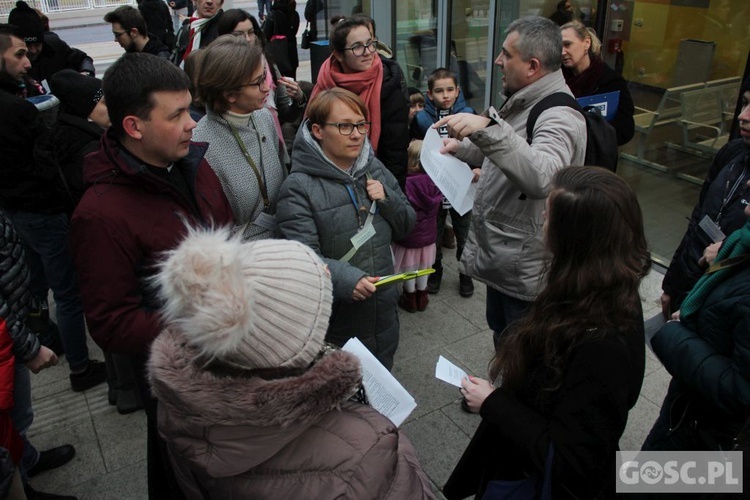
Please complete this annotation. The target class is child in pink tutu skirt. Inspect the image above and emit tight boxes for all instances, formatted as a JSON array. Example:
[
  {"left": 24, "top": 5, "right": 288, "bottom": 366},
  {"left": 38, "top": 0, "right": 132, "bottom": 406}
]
[{"left": 392, "top": 140, "right": 443, "bottom": 312}]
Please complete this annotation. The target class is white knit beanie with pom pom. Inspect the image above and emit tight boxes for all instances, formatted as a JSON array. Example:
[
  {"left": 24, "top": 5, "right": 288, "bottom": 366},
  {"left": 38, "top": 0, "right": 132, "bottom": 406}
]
[{"left": 155, "top": 227, "right": 333, "bottom": 370}]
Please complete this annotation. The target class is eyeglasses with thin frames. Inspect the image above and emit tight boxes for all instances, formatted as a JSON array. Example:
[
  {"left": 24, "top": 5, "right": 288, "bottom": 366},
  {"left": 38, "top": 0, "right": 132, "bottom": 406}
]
[
  {"left": 112, "top": 30, "right": 128, "bottom": 39},
  {"left": 324, "top": 121, "right": 371, "bottom": 136},
  {"left": 342, "top": 39, "right": 378, "bottom": 57},
  {"left": 241, "top": 69, "right": 269, "bottom": 92}
]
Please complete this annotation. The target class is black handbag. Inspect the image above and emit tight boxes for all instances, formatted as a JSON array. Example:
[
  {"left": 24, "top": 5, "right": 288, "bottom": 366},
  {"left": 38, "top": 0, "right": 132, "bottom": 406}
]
[
  {"left": 482, "top": 444, "right": 554, "bottom": 500},
  {"left": 300, "top": 22, "right": 311, "bottom": 49}
]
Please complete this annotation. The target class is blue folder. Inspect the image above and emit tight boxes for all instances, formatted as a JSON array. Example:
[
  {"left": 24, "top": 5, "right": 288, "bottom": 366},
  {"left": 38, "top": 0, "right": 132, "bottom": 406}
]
[{"left": 577, "top": 91, "right": 620, "bottom": 122}]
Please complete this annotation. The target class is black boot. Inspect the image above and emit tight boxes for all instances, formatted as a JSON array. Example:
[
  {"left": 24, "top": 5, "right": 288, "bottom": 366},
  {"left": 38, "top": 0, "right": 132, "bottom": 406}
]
[
  {"left": 428, "top": 262, "right": 443, "bottom": 294},
  {"left": 459, "top": 273, "right": 474, "bottom": 298}
]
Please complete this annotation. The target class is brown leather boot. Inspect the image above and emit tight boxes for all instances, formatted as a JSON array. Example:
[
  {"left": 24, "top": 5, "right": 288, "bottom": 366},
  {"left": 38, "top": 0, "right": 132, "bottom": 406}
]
[
  {"left": 416, "top": 289, "right": 429, "bottom": 311},
  {"left": 399, "top": 291, "right": 417, "bottom": 313}
]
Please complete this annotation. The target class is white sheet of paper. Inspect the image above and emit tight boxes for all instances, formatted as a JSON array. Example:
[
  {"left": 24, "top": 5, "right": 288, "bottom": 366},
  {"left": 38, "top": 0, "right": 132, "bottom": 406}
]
[
  {"left": 420, "top": 127, "right": 476, "bottom": 216},
  {"left": 435, "top": 355, "right": 468, "bottom": 388},
  {"left": 342, "top": 338, "right": 416, "bottom": 427}
]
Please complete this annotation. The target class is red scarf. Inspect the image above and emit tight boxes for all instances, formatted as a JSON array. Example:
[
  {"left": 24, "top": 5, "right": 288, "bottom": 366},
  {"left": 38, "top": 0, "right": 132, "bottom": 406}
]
[{"left": 310, "top": 55, "right": 384, "bottom": 152}]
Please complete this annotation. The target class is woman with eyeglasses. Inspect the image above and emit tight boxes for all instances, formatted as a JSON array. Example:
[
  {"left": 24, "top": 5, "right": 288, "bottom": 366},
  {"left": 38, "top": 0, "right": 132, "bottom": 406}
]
[
  {"left": 193, "top": 35, "right": 287, "bottom": 241},
  {"left": 311, "top": 16, "right": 410, "bottom": 190},
  {"left": 217, "top": 8, "right": 307, "bottom": 139},
  {"left": 277, "top": 89, "right": 415, "bottom": 370}
]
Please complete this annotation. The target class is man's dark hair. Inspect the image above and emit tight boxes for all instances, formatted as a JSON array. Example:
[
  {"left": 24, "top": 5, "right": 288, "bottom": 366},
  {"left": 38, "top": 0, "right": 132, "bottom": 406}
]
[
  {"left": 104, "top": 53, "right": 190, "bottom": 138},
  {"left": 0, "top": 24, "right": 24, "bottom": 54},
  {"left": 104, "top": 6, "right": 148, "bottom": 37},
  {"left": 427, "top": 68, "right": 457, "bottom": 91}
]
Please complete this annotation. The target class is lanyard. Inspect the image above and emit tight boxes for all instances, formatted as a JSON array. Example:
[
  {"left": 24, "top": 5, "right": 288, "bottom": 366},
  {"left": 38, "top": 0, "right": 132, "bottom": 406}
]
[
  {"left": 228, "top": 120, "right": 270, "bottom": 208},
  {"left": 339, "top": 173, "right": 378, "bottom": 263}
]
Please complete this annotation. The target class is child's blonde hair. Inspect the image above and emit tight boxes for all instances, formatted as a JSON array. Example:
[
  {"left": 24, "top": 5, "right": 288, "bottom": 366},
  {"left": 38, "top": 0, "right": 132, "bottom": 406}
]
[{"left": 407, "top": 140, "right": 424, "bottom": 173}]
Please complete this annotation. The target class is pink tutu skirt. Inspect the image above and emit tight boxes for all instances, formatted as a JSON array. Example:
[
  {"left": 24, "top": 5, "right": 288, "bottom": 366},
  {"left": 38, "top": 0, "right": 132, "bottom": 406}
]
[{"left": 391, "top": 243, "right": 437, "bottom": 273}]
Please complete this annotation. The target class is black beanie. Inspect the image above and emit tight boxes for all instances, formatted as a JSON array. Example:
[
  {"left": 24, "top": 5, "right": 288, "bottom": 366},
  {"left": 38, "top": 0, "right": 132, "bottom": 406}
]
[
  {"left": 8, "top": 1, "right": 44, "bottom": 44},
  {"left": 50, "top": 69, "right": 104, "bottom": 119}
]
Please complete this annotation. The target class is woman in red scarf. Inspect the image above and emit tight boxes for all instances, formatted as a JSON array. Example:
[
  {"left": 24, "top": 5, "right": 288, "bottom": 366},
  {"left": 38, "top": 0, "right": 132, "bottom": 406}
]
[
  {"left": 310, "top": 16, "right": 409, "bottom": 190},
  {"left": 561, "top": 20, "right": 635, "bottom": 146}
]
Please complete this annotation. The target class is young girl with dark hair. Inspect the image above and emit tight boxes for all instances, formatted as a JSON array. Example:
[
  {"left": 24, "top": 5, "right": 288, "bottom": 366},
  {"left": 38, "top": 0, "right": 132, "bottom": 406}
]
[{"left": 444, "top": 166, "right": 652, "bottom": 500}]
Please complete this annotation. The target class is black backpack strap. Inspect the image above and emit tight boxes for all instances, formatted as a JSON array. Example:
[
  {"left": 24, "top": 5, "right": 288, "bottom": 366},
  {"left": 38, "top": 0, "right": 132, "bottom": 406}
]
[{"left": 526, "top": 92, "right": 581, "bottom": 145}]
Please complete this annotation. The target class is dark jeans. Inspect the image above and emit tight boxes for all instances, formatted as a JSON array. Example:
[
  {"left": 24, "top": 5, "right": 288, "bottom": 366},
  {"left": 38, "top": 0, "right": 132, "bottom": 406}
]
[
  {"left": 6, "top": 211, "right": 90, "bottom": 371},
  {"left": 10, "top": 363, "right": 38, "bottom": 484},
  {"left": 435, "top": 207, "right": 471, "bottom": 267},
  {"left": 257, "top": 0, "right": 271, "bottom": 17},
  {"left": 486, "top": 286, "right": 531, "bottom": 347}
]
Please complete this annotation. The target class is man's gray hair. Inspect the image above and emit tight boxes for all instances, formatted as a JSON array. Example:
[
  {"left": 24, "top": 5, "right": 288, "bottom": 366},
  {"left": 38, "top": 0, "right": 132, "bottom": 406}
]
[{"left": 505, "top": 16, "right": 562, "bottom": 73}]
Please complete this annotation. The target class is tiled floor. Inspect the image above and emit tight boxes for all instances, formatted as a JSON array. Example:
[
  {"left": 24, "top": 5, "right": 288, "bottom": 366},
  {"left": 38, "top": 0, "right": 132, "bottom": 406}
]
[{"left": 26, "top": 257, "right": 671, "bottom": 499}]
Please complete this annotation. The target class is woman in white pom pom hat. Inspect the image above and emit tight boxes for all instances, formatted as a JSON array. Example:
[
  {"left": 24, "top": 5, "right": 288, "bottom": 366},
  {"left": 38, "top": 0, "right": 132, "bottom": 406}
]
[{"left": 148, "top": 227, "right": 435, "bottom": 499}]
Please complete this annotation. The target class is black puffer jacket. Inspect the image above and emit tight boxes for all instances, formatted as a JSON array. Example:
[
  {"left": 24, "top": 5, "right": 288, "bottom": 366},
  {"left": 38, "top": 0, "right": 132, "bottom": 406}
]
[
  {"left": 29, "top": 32, "right": 95, "bottom": 82},
  {"left": 377, "top": 56, "right": 409, "bottom": 190},
  {"left": 662, "top": 139, "right": 750, "bottom": 310},
  {"left": 0, "top": 211, "right": 39, "bottom": 363}
]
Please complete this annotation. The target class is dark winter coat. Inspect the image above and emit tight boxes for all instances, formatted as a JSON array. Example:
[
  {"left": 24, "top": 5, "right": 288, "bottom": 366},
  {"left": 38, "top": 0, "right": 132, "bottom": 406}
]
[
  {"left": 0, "top": 75, "right": 63, "bottom": 214},
  {"left": 562, "top": 56, "right": 635, "bottom": 146},
  {"left": 410, "top": 89, "right": 476, "bottom": 140},
  {"left": 69, "top": 130, "right": 233, "bottom": 355},
  {"left": 33, "top": 112, "right": 104, "bottom": 213},
  {"left": 444, "top": 313, "right": 645, "bottom": 499},
  {"left": 263, "top": 0, "right": 300, "bottom": 77},
  {"left": 28, "top": 32, "right": 95, "bottom": 83},
  {"left": 396, "top": 172, "right": 442, "bottom": 248},
  {"left": 376, "top": 56, "right": 410, "bottom": 190},
  {"left": 138, "top": 0, "right": 175, "bottom": 47},
  {"left": 0, "top": 211, "right": 39, "bottom": 364},
  {"left": 277, "top": 123, "right": 415, "bottom": 369},
  {"left": 142, "top": 36, "right": 172, "bottom": 59},
  {"left": 149, "top": 328, "right": 436, "bottom": 499},
  {"left": 653, "top": 260, "right": 750, "bottom": 440},
  {"left": 662, "top": 139, "right": 749, "bottom": 310}
]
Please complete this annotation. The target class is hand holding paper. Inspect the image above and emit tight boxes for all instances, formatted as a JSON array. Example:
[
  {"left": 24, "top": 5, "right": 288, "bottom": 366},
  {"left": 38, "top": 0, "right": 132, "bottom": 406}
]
[
  {"left": 343, "top": 338, "right": 416, "bottom": 427},
  {"left": 420, "top": 128, "right": 476, "bottom": 216}
]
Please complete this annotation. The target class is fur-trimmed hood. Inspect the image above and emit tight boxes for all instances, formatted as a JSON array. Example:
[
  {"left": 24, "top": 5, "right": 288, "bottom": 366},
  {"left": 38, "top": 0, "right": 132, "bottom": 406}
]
[{"left": 149, "top": 328, "right": 362, "bottom": 474}]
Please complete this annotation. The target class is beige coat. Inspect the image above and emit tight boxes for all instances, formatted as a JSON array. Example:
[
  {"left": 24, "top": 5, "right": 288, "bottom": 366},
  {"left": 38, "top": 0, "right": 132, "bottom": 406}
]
[
  {"left": 148, "top": 328, "right": 435, "bottom": 499},
  {"left": 456, "top": 70, "right": 587, "bottom": 301}
]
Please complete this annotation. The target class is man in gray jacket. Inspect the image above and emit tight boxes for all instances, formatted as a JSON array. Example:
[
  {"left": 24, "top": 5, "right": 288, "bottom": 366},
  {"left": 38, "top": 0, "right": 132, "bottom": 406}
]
[{"left": 436, "top": 16, "right": 586, "bottom": 345}]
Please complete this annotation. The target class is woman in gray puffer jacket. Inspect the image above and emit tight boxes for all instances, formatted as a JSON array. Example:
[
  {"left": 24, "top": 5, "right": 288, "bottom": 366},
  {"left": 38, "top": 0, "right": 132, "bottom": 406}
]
[
  {"left": 148, "top": 228, "right": 434, "bottom": 499},
  {"left": 277, "top": 88, "right": 415, "bottom": 370}
]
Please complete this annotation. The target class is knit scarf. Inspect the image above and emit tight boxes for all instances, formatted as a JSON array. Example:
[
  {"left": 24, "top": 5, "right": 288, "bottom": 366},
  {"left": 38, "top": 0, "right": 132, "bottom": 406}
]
[
  {"left": 681, "top": 220, "right": 750, "bottom": 326},
  {"left": 310, "top": 55, "right": 384, "bottom": 152},
  {"left": 180, "top": 16, "right": 211, "bottom": 67},
  {"left": 562, "top": 55, "right": 606, "bottom": 98}
]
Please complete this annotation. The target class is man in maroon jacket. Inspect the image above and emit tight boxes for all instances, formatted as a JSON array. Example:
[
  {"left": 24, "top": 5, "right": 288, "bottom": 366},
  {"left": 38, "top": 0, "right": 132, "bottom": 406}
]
[{"left": 69, "top": 53, "right": 233, "bottom": 500}]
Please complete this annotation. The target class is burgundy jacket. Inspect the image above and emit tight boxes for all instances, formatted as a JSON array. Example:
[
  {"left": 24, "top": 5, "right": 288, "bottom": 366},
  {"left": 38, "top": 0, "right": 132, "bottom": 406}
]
[{"left": 69, "top": 131, "right": 233, "bottom": 355}]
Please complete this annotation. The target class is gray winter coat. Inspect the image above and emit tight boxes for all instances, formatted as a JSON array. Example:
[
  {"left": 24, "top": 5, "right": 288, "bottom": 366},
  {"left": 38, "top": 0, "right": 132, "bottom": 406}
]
[
  {"left": 457, "top": 70, "right": 586, "bottom": 301},
  {"left": 277, "top": 123, "right": 415, "bottom": 369}
]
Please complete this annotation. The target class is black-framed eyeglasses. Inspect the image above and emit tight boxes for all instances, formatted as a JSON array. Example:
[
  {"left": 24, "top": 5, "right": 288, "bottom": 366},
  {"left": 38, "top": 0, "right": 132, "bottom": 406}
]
[
  {"left": 113, "top": 30, "right": 128, "bottom": 39},
  {"left": 341, "top": 39, "right": 378, "bottom": 57},
  {"left": 324, "top": 121, "right": 371, "bottom": 136},
  {"left": 241, "top": 69, "right": 269, "bottom": 91}
]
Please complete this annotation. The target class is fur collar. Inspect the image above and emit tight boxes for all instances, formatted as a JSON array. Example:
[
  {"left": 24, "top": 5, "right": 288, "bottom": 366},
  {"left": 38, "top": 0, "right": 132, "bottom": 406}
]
[{"left": 148, "top": 328, "right": 362, "bottom": 427}]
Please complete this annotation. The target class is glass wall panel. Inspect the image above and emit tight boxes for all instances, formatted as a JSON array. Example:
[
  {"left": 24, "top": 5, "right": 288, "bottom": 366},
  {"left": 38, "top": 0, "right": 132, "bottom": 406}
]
[
  {"left": 394, "top": 0, "right": 439, "bottom": 92},
  {"left": 448, "top": 0, "right": 490, "bottom": 111}
]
